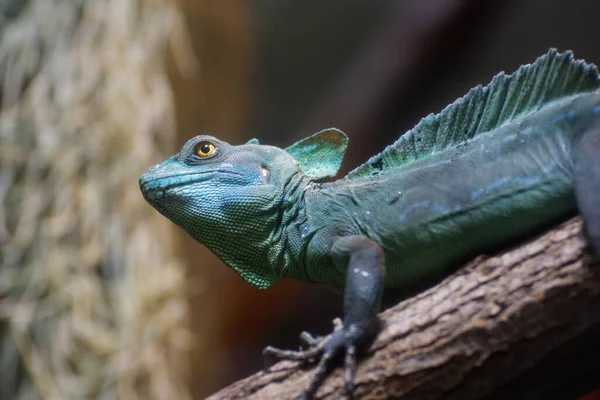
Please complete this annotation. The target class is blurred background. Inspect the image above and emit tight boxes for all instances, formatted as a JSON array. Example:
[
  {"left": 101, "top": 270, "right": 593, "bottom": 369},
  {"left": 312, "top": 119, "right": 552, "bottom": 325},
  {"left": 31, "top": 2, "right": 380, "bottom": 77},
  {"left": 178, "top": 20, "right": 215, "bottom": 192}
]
[{"left": 2, "top": 0, "right": 600, "bottom": 399}]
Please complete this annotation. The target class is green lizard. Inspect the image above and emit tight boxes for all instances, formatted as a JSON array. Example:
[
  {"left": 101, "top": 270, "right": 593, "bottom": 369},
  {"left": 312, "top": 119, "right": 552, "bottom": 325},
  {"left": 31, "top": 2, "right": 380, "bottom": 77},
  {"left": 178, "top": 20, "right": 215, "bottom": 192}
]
[{"left": 140, "top": 49, "right": 600, "bottom": 399}]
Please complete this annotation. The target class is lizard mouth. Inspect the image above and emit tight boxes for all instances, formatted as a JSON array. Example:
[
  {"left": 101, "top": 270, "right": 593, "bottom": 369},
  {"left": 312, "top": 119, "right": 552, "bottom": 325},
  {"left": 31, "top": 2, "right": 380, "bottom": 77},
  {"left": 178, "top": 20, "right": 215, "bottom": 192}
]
[
  {"left": 139, "top": 169, "right": 244, "bottom": 202},
  {"left": 140, "top": 170, "right": 214, "bottom": 191}
]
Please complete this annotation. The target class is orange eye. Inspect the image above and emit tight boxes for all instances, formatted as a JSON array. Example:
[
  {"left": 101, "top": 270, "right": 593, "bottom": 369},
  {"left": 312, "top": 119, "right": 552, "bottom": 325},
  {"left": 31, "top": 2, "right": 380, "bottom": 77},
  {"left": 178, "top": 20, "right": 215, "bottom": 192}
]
[{"left": 195, "top": 142, "right": 216, "bottom": 157}]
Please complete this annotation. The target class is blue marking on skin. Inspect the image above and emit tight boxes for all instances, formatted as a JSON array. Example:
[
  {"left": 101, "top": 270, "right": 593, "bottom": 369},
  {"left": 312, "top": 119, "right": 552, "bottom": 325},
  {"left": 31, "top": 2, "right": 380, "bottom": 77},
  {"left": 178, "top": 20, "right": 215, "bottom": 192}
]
[
  {"left": 522, "top": 127, "right": 533, "bottom": 136},
  {"left": 513, "top": 176, "right": 542, "bottom": 186},
  {"left": 398, "top": 200, "right": 431, "bottom": 223},
  {"left": 471, "top": 176, "right": 511, "bottom": 201},
  {"left": 552, "top": 113, "right": 566, "bottom": 124},
  {"left": 593, "top": 105, "right": 600, "bottom": 115},
  {"left": 283, "top": 195, "right": 292, "bottom": 208},
  {"left": 470, "top": 160, "right": 558, "bottom": 201},
  {"left": 542, "top": 160, "right": 557, "bottom": 173},
  {"left": 299, "top": 222, "right": 312, "bottom": 239},
  {"left": 502, "top": 134, "right": 517, "bottom": 143},
  {"left": 567, "top": 110, "right": 577, "bottom": 120},
  {"left": 433, "top": 203, "right": 461, "bottom": 216},
  {"left": 433, "top": 203, "right": 451, "bottom": 215}
]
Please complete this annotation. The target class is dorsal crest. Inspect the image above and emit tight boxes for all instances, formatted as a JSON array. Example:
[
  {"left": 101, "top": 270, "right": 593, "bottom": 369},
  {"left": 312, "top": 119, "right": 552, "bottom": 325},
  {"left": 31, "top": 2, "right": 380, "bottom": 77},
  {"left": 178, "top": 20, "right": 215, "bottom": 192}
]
[{"left": 345, "top": 48, "right": 600, "bottom": 180}]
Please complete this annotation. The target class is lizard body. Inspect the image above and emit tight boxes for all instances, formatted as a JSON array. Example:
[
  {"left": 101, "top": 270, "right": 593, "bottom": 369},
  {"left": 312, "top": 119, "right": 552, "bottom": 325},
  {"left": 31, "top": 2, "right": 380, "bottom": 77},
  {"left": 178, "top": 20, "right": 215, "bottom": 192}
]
[
  {"left": 305, "top": 91, "right": 599, "bottom": 292},
  {"left": 140, "top": 49, "right": 600, "bottom": 398}
]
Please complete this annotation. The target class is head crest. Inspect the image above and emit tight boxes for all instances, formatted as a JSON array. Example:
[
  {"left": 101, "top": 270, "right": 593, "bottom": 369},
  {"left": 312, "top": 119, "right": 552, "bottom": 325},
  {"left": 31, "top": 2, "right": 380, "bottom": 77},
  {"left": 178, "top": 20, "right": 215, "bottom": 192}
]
[{"left": 285, "top": 128, "right": 348, "bottom": 180}]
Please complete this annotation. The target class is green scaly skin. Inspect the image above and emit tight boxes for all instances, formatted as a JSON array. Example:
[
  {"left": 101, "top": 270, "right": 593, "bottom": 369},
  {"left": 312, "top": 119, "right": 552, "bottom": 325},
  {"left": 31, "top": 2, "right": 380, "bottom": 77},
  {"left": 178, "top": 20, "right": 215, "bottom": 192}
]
[{"left": 140, "top": 49, "right": 600, "bottom": 399}]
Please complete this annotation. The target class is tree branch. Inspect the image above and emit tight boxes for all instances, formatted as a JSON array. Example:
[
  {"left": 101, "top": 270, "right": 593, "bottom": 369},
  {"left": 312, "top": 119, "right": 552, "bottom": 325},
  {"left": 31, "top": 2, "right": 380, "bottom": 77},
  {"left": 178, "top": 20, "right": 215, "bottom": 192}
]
[{"left": 208, "top": 217, "right": 600, "bottom": 400}]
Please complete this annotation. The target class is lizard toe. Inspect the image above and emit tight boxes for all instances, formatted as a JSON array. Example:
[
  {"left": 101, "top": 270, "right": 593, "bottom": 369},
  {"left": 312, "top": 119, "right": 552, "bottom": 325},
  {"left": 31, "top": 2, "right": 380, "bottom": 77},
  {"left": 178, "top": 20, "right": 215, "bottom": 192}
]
[{"left": 299, "top": 331, "right": 320, "bottom": 348}]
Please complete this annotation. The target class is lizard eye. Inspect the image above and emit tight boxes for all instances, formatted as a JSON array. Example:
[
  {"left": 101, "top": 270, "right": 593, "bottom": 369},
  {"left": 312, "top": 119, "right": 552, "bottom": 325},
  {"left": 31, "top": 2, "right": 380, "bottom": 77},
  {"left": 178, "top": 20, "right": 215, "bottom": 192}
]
[{"left": 195, "top": 142, "right": 216, "bottom": 158}]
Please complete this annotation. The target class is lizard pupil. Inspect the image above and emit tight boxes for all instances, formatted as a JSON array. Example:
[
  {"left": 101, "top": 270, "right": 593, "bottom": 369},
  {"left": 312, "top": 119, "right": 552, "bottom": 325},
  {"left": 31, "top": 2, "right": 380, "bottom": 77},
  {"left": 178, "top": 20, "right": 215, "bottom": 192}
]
[{"left": 196, "top": 142, "right": 215, "bottom": 157}]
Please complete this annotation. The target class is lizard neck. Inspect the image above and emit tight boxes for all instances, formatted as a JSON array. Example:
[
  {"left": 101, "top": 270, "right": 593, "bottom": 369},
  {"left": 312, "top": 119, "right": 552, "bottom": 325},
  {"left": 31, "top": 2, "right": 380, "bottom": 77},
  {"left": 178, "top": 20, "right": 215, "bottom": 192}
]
[
  {"left": 273, "top": 173, "right": 314, "bottom": 282},
  {"left": 194, "top": 169, "right": 314, "bottom": 288}
]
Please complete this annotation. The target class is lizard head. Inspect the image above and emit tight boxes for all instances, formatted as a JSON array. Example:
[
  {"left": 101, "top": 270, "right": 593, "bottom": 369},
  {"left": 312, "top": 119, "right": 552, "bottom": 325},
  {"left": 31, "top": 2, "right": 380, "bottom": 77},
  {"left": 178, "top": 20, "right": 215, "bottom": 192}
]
[{"left": 139, "top": 128, "right": 347, "bottom": 289}]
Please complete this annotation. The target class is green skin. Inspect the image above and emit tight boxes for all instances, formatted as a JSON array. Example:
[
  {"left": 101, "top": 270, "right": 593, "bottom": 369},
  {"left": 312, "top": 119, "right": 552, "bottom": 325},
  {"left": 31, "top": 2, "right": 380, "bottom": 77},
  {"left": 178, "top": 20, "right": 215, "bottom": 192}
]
[{"left": 140, "top": 53, "right": 600, "bottom": 398}]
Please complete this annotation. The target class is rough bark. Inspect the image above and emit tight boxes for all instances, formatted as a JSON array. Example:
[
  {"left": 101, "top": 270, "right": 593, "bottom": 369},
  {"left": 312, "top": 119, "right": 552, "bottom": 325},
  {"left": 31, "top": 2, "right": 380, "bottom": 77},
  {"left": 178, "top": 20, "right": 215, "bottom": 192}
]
[{"left": 208, "top": 217, "right": 600, "bottom": 400}]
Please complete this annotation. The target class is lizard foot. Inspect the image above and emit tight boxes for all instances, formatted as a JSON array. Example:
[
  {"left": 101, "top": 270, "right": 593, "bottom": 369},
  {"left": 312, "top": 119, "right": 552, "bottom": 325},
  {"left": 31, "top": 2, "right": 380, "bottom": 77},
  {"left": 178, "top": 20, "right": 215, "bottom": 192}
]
[{"left": 262, "top": 318, "right": 368, "bottom": 399}]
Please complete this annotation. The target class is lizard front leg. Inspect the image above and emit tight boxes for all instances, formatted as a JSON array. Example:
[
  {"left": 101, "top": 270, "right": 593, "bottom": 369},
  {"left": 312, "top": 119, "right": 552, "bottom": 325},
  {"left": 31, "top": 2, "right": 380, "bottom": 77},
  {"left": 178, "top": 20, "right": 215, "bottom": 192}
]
[
  {"left": 263, "top": 235, "right": 385, "bottom": 399},
  {"left": 574, "top": 121, "right": 600, "bottom": 256}
]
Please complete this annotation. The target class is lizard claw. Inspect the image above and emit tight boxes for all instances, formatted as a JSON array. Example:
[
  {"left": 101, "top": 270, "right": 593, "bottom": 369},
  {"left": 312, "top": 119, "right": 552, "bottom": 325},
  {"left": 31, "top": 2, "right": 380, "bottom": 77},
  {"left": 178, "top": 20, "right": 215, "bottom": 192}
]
[
  {"left": 262, "top": 338, "right": 325, "bottom": 369},
  {"left": 262, "top": 321, "right": 368, "bottom": 399},
  {"left": 301, "top": 328, "right": 347, "bottom": 399},
  {"left": 262, "top": 346, "right": 281, "bottom": 369},
  {"left": 299, "top": 331, "right": 319, "bottom": 348},
  {"left": 261, "top": 318, "right": 342, "bottom": 369},
  {"left": 344, "top": 345, "right": 357, "bottom": 394},
  {"left": 332, "top": 317, "right": 343, "bottom": 331}
]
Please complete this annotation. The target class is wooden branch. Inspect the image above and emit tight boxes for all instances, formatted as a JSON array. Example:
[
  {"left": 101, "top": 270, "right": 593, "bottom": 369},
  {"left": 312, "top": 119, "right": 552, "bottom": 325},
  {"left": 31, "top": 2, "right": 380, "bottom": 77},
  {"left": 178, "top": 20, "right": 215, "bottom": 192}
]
[{"left": 208, "top": 217, "right": 600, "bottom": 400}]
